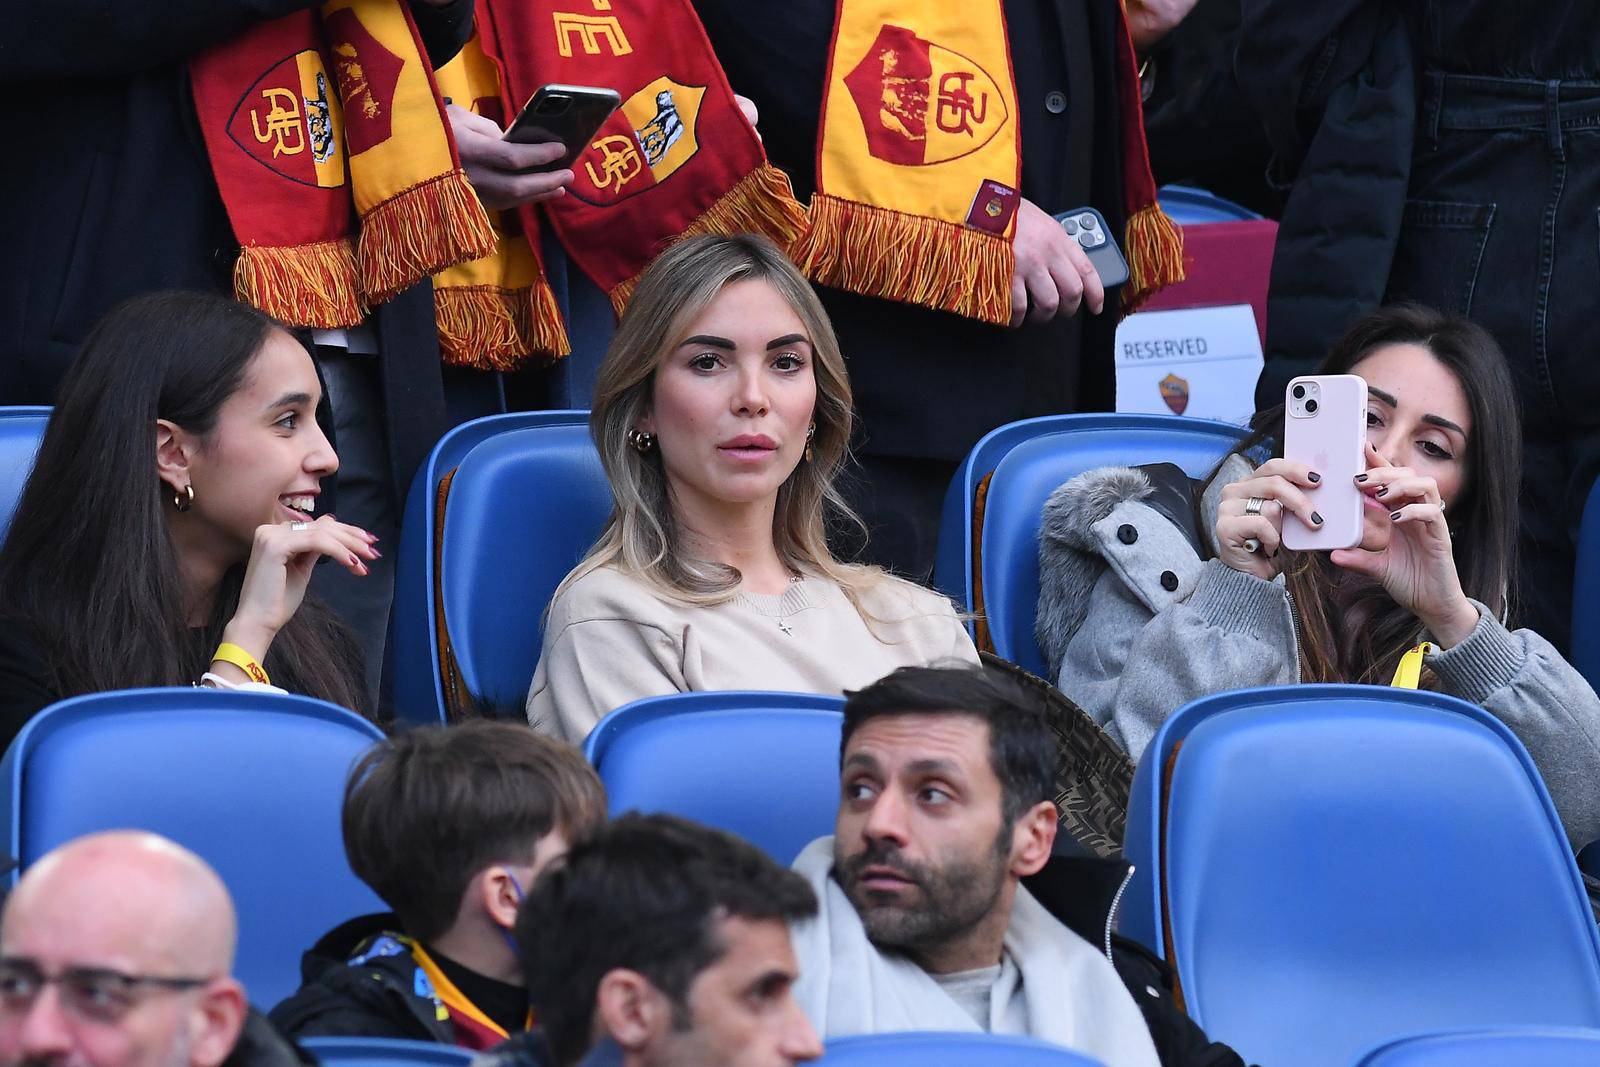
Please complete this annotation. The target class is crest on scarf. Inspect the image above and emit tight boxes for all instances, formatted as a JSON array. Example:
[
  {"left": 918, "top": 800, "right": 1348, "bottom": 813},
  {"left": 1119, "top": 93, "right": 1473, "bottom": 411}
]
[
  {"left": 843, "top": 24, "right": 1009, "bottom": 167},
  {"left": 1160, "top": 373, "right": 1189, "bottom": 415},
  {"left": 570, "top": 77, "right": 705, "bottom": 206},
  {"left": 324, "top": 7, "right": 405, "bottom": 155},
  {"left": 227, "top": 50, "right": 347, "bottom": 189}
]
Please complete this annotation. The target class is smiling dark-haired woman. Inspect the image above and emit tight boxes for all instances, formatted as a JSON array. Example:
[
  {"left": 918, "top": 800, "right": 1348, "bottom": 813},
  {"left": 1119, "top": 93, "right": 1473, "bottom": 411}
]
[
  {"left": 0, "top": 291, "right": 377, "bottom": 745},
  {"left": 1038, "top": 305, "right": 1600, "bottom": 851}
]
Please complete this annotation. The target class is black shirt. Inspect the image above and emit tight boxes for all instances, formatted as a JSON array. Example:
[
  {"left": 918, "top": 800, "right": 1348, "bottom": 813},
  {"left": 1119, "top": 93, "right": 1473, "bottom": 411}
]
[{"left": 428, "top": 946, "right": 529, "bottom": 1038}]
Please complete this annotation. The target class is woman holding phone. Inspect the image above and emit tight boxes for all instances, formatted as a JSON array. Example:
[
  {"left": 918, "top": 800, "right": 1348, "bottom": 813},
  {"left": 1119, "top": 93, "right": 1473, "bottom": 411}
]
[{"left": 1037, "top": 305, "right": 1600, "bottom": 851}]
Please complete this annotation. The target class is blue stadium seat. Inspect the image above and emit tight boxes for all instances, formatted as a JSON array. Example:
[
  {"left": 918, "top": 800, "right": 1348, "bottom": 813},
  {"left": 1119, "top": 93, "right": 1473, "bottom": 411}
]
[
  {"left": 932, "top": 413, "right": 1246, "bottom": 678},
  {"left": 584, "top": 692, "right": 844, "bottom": 864},
  {"left": 816, "top": 1033, "right": 1104, "bottom": 1065},
  {"left": 389, "top": 411, "right": 600, "bottom": 724},
  {"left": 0, "top": 406, "right": 49, "bottom": 545},
  {"left": 1571, "top": 475, "right": 1600, "bottom": 694},
  {"left": 0, "top": 689, "right": 386, "bottom": 1009},
  {"left": 1156, "top": 184, "right": 1264, "bottom": 224},
  {"left": 1353, "top": 1026, "right": 1600, "bottom": 1067},
  {"left": 300, "top": 1038, "right": 477, "bottom": 1067},
  {"left": 1121, "top": 685, "right": 1600, "bottom": 1067}
]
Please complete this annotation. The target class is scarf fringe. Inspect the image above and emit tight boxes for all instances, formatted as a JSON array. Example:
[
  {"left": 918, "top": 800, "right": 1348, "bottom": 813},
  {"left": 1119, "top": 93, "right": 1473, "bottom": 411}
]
[
  {"left": 791, "top": 193, "right": 1013, "bottom": 326},
  {"left": 1120, "top": 201, "right": 1185, "bottom": 316},
  {"left": 357, "top": 170, "right": 498, "bottom": 303},
  {"left": 434, "top": 278, "right": 572, "bottom": 371},
  {"left": 233, "top": 237, "right": 364, "bottom": 328},
  {"left": 608, "top": 163, "right": 811, "bottom": 314}
]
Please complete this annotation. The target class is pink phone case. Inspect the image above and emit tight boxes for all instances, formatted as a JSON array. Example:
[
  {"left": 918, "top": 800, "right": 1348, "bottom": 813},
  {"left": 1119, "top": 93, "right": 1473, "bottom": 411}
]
[{"left": 1281, "top": 374, "right": 1367, "bottom": 551}]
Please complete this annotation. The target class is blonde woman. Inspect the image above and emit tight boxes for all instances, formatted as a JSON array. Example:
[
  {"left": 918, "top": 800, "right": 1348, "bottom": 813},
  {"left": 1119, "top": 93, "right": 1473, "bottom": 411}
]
[{"left": 527, "top": 235, "right": 978, "bottom": 742}]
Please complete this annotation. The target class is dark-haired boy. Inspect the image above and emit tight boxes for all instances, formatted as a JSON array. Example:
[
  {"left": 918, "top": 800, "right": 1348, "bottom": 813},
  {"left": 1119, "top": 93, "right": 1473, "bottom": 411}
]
[{"left": 270, "top": 721, "right": 606, "bottom": 1050}]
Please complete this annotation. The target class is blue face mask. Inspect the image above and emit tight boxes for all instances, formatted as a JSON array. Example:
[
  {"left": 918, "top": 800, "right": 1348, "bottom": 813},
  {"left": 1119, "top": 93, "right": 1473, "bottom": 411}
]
[{"left": 498, "top": 871, "right": 526, "bottom": 962}]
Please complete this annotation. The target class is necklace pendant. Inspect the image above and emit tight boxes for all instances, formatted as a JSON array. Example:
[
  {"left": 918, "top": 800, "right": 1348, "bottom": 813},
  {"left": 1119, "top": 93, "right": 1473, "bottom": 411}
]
[{"left": 778, "top": 619, "right": 794, "bottom": 636}]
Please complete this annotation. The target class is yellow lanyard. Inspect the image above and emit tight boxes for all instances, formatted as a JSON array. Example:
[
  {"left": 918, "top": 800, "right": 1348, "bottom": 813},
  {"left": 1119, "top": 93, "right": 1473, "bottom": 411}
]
[{"left": 1390, "top": 643, "right": 1434, "bottom": 689}]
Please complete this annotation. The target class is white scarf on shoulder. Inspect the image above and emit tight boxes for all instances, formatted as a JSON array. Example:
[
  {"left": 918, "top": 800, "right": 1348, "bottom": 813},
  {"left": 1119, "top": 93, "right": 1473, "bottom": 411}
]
[{"left": 789, "top": 837, "right": 1161, "bottom": 1067}]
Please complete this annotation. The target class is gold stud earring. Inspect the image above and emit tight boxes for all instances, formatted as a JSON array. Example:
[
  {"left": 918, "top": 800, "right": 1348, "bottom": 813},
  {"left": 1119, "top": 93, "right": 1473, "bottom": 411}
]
[
  {"left": 627, "top": 427, "right": 657, "bottom": 454},
  {"left": 172, "top": 484, "right": 194, "bottom": 513}
]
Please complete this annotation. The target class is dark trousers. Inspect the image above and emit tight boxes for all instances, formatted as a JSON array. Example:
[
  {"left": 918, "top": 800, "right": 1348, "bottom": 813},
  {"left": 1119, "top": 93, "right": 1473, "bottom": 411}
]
[{"left": 1384, "top": 72, "right": 1600, "bottom": 652}]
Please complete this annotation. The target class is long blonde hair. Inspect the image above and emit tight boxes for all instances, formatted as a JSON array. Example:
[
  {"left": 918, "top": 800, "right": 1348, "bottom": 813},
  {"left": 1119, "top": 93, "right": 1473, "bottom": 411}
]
[{"left": 562, "top": 233, "right": 883, "bottom": 607}]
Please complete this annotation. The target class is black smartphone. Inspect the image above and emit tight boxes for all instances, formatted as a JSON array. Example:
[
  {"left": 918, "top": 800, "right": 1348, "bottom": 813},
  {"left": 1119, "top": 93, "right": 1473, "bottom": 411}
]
[
  {"left": 503, "top": 84, "right": 622, "bottom": 173},
  {"left": 1051, "top": 206, "right": 1130, "bottom": 288}
]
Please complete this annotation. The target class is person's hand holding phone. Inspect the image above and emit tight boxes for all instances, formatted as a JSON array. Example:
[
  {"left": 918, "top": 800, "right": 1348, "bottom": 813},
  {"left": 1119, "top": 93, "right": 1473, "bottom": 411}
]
[
  {"left": 1330, "top": 441, "right": 1479, "bottom": 646},
  {"left": 1010, "top": 197, "right": 1104, "bottom": 328},
  {"left": 1214, "top": 459, "right": 1324, "bottom": 579},
  {"left": 446, "top": 104, "right": 574, "bottom": 212}
]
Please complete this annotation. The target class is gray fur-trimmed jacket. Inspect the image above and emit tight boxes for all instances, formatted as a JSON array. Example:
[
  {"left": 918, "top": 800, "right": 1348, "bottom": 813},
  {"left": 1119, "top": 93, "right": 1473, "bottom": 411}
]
[{"left": 1036, "top": 456, "right": 1600, "bottom": 851}]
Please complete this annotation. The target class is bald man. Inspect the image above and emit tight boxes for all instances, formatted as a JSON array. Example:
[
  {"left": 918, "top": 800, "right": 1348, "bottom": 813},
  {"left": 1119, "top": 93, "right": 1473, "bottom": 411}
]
[{"left": 0, "top": 831, "right": 309, "bottom": 1067}]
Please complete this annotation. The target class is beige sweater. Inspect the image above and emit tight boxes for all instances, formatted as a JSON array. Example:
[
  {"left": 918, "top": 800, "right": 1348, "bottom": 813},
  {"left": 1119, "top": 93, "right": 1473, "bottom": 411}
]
[{"left": 526, "top": 565, "right": 980, "bottom": 742}]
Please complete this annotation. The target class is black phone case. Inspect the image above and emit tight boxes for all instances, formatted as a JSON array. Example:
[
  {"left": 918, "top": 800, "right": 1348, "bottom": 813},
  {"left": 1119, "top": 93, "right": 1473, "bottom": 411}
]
[
  {"left": 504, "top": 87, "right": 621, "bottom": 172},
  {"left": 1051, "top": 206, "right": 1130, "bottom": 288}
]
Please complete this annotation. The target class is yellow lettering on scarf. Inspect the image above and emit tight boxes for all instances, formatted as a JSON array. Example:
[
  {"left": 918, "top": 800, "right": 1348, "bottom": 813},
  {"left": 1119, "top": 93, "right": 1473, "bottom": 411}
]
[
  {"left": 585, "top": 135, "right": 643, "bottom": 190},
  {"left": 251, "top": 88, "right": 307, "bottom": 157},
  {"left": 552, "top": 12, "right": 632, "bottom": 57}
]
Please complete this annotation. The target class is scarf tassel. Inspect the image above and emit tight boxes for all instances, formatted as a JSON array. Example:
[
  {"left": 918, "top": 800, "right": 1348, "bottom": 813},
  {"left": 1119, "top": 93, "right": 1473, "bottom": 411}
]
[
  {"left": 792, "top": 193, "right": 1013, "bottom": 327},
  {"left": 357, "top": 170, "right": 499, "bottom": 304},
  {"left": 434, "top": 278, "right": 572, "bottom": 371},
  {"left": 608, "top": 163, "right": 811, "bottom": 314},
  {"left": 233, "top": 237, "right": 364, "bottom": 328},
  {"left": 1120, "top": 201, "right": 1185, "bottom": 317}
]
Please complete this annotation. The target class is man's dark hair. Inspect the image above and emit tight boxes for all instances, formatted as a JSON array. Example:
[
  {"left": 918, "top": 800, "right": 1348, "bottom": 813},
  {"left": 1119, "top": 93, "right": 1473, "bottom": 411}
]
[
  {"left": 841, "top": 664, "right": 1058, "bottom": 825},
  {"left": 343, "top": 721, "right": 607, "bottom": 942},
  {"left": 517, "top": 813, "right": 817, "bottom": 1066}
]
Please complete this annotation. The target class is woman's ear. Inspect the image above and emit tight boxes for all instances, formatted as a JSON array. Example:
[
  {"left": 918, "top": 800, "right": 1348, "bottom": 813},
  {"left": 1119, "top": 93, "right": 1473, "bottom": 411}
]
[
  {"left": 634, "top": 403, "right": 656, "bottom": 436},
  {"left": 155, "top": 418, "right": 194, "bottom": 494}
]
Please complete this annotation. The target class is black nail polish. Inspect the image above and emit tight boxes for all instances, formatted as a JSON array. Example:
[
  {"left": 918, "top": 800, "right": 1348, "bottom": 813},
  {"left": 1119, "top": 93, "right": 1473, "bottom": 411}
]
[
  {"left": 1308, "top": 471, "right": 1321, "bottom": 483},
  {"left": 1390, "top": 511, "right": 1403, "bottom": 521},
  {"left": 1355, "top": 474, "right": 1368, "bottom": 483},
  {"left": 1311, "top": 512, "right": 1323, "bottom": 525},
  {"left": 1376, "top": 486, "right": 1389, "bottom": 498}
]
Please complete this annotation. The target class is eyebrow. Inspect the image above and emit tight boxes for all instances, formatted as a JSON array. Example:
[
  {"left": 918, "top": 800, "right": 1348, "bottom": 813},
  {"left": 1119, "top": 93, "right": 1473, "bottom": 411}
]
[
  {"left": 1366, "top": 387, "right": 1466, "bottom": 437},
  {"left": 265, "top": 391, "right": 313, "bottom": 411},
  {"left": 680, "top": 334, "right": 735, "bottom": 350},
  {"left": 906, "top": 757, "right": 963, "bottom": 780},
  {"left": 842, "top": 752, "right": 881, "bottom": 774},
  {"left": 767, "top": 333, "right": 810, "bottom": 350}
]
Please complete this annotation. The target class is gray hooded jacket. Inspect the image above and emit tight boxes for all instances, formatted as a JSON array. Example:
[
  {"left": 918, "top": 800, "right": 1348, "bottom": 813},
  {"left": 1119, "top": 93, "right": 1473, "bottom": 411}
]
[{"left": 1037, "top": 456, "right": 1600, "bottom": 850}]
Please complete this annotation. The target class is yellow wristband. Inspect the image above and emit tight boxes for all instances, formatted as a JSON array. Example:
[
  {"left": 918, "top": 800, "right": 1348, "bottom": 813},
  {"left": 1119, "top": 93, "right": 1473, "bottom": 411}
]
[{"left": 212, "top": 643, "right": 270, "bottom": 686}]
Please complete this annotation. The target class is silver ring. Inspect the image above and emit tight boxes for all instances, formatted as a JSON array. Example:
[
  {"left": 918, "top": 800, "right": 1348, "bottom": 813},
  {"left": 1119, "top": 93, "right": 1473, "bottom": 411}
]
[
  {"left": 1244, "top": 497, "right": 1265, "bottom": 516},
  {"left": 289, "top": 521, "right": 311, "bottom": 532}
]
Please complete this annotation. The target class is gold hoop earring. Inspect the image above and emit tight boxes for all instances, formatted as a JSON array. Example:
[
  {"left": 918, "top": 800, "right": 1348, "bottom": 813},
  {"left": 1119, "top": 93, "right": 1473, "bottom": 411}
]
[
  {"left": 627, "top": 427, "right": 657, "bottom": 455},
  {"left": 172, "top": 484, "right": 194, "bottom": 513},
  {"left": 804, "top": 424, "right": 816, "bottom": 463}
]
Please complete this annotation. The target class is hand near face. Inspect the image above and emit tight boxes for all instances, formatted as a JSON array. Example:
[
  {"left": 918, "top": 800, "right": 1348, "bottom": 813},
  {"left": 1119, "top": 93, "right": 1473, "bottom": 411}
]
[
  {"left": 1010, "top": 198, "right": 1105, "bottom": 328},
  {"left": 1329, "top": 441, "right": 1479, "bottom": 646},
  {"left": 1213, "top": 458, "right": 1324, "bottom": 580},
  {"left": 220, "top": 516, "right": 379, "bottom": 665}
]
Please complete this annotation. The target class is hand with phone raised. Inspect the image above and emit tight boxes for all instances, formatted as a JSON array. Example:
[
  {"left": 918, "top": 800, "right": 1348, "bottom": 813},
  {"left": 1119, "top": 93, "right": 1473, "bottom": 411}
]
[{"left": 446, "top": 103, "right": 574, "bottom": 212}]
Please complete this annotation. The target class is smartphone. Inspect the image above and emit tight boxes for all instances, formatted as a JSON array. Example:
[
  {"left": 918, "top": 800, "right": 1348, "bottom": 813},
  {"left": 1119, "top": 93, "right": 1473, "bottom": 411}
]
[
  {"left": 1281, "top": 374, "right": 1368, "bottom": 552},
  {"left": 503, "top": 84, "right": 622, "bottom": 172},
  {"left": 1051, "top": 206, "right": 1129, "bottom": 288}
]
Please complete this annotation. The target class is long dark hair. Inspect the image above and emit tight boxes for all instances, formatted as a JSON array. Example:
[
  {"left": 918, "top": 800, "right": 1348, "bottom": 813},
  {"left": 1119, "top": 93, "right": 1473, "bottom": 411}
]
[
  {"left": 1206, "top": 304, "right": 1521, "bottom": 685},
  {"left": 0, "top": 291, "right": 368, "bottom": 713}
]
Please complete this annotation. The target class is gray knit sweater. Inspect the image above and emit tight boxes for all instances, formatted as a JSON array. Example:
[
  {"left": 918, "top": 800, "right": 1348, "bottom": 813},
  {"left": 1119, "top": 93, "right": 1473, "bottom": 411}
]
[{"left": 1038, "top": 456, "right": 1600, "bottom": 850}]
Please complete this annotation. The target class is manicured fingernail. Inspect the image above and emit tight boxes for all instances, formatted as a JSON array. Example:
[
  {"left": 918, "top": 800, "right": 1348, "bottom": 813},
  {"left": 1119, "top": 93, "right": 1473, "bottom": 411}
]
[
  {"left": 1308, "top": 471, "right": 1321, "bottom": 483},
  {"left": 1376, "top": 487, "right": 1389, "bottom": 498},
  {"left": 1355, "top": 474, "right": 1368, "bottom": 483},
  {"left": 1311, "top": 512, "right": 1323, "bottom": 525},
  {"left": 370, "top": 549, "right": 382, "bottom": 559},
  {"left": 1390, "top": 511, "right": 1403, "bottom": 521},
  {"left": 349, "top": 554, "right": 359, "bottom": 566}
]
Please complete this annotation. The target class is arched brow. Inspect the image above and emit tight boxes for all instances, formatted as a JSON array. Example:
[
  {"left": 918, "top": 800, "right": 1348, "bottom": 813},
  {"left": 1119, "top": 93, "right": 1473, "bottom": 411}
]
[
  {"left": 766, "top": 334, "right": 809, "bottom": 350},
  {"left": 681, "top": 335, "right": 736, "bottom": 350},
  {"left": 1367, "top": 386, "right": 1465, "bottom": 437},
  {"left": 265, "top": 391, "right": 313, "bottom": 411}
]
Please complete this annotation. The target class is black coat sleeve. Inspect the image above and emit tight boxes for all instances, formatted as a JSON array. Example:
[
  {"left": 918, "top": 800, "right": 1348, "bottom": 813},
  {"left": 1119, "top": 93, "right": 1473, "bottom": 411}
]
[
  {"left": 1111, "top": 935, "right": 1253, "bottom": 1067},
  {"left": 409, "top": 0, "right": 475, "bottom": 69}
]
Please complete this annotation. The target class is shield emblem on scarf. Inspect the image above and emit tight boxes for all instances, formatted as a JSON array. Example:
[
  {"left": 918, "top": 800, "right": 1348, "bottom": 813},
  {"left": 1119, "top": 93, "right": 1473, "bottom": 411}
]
[
  {"left": 226, "top": 50, "right": 347, "bottom": 189},
  {"left": 1159, "top": 374, "right": 1190, "bottom": 415}
]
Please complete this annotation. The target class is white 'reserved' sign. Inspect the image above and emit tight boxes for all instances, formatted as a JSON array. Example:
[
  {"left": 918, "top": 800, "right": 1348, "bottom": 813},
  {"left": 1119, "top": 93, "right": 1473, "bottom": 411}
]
[{"left": 1113, "top": 303, "right": 1264, "bottom": 426}]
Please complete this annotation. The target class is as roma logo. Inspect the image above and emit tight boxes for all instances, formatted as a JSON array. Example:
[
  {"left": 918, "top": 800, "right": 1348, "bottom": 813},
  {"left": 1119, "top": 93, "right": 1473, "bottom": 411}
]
[
  {"left": 568, "top": 76, "right": 705, "bottom": 207},
  {"left": 226, "top": 50, "right": 346, "bottom": 189},
  {"left": 1160, "top": 374, "right": 1190, "bottom": 416},
  {"left": 843, "top": 24, "right": 1009, "bottom": 167}
]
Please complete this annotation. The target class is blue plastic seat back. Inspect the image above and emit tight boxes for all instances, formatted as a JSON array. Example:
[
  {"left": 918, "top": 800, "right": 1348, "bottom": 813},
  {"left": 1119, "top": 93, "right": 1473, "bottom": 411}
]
[
  {"left": 439, "top": 424, "right": 611, "bottom": 718},
  {"left": 585, "top": 693, "right": 844, "bottom": 864},
  {"left": 1125, "top": 685, "right": 1600, "bottom": 1067},
  {"left": 1156, "top": 185, "right": 1264, "bottom": 224},
  {"left": 1571, "top": 476, "right": 1600, "bottom": 696},
  {"left": 391, "top": 411, "right": 590, "bottom": 725},
  {"left": 301, "top": 1038, "right": 478, "bottom": 1067},
  {"left": 0, "top": 689, "right": 386, "bottom": 1009},
  {"left": 1354, "top": 1026, "right": 1600, "bottom": 1067},
  {"left": 816, "top": 1032, "right": 1104, "bottom": 1065},
  {"left": 941, "top": 414, "right": 1245, "bottom": 677},
  {"left": 0, "top": 407, "right": 49, "bottom": 546}
]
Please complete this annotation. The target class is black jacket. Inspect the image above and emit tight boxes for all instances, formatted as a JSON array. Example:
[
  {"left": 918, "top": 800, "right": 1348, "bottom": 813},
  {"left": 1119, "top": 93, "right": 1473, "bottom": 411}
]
[
  {"left": 0, "top": 0, "right": 473, "bottom": 493},
  {"left": 225, "top": 1010, "right": 318, "bottom": 1067},
  {"left": 269, "top": 914, "right": 457, "bottom": 1044},
  {"left": 1025, "top": 852, "right": 1250, "bottom": 1067}
]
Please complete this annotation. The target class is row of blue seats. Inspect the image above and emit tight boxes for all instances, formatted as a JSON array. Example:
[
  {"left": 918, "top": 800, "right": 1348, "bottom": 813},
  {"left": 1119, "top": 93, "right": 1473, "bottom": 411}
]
[
  {"left": 4, "top": 683, "right": 1597, "bottom": 1066},
  {"left": 9, "top": 406, "right": 1600, "bottom": 725}
]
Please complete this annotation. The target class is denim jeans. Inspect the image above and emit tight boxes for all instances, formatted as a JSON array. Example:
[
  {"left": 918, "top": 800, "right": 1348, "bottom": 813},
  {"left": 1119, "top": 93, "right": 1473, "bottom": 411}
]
[{"left": 1384, "top": 72, "right": 1600, "bottom": 650}]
